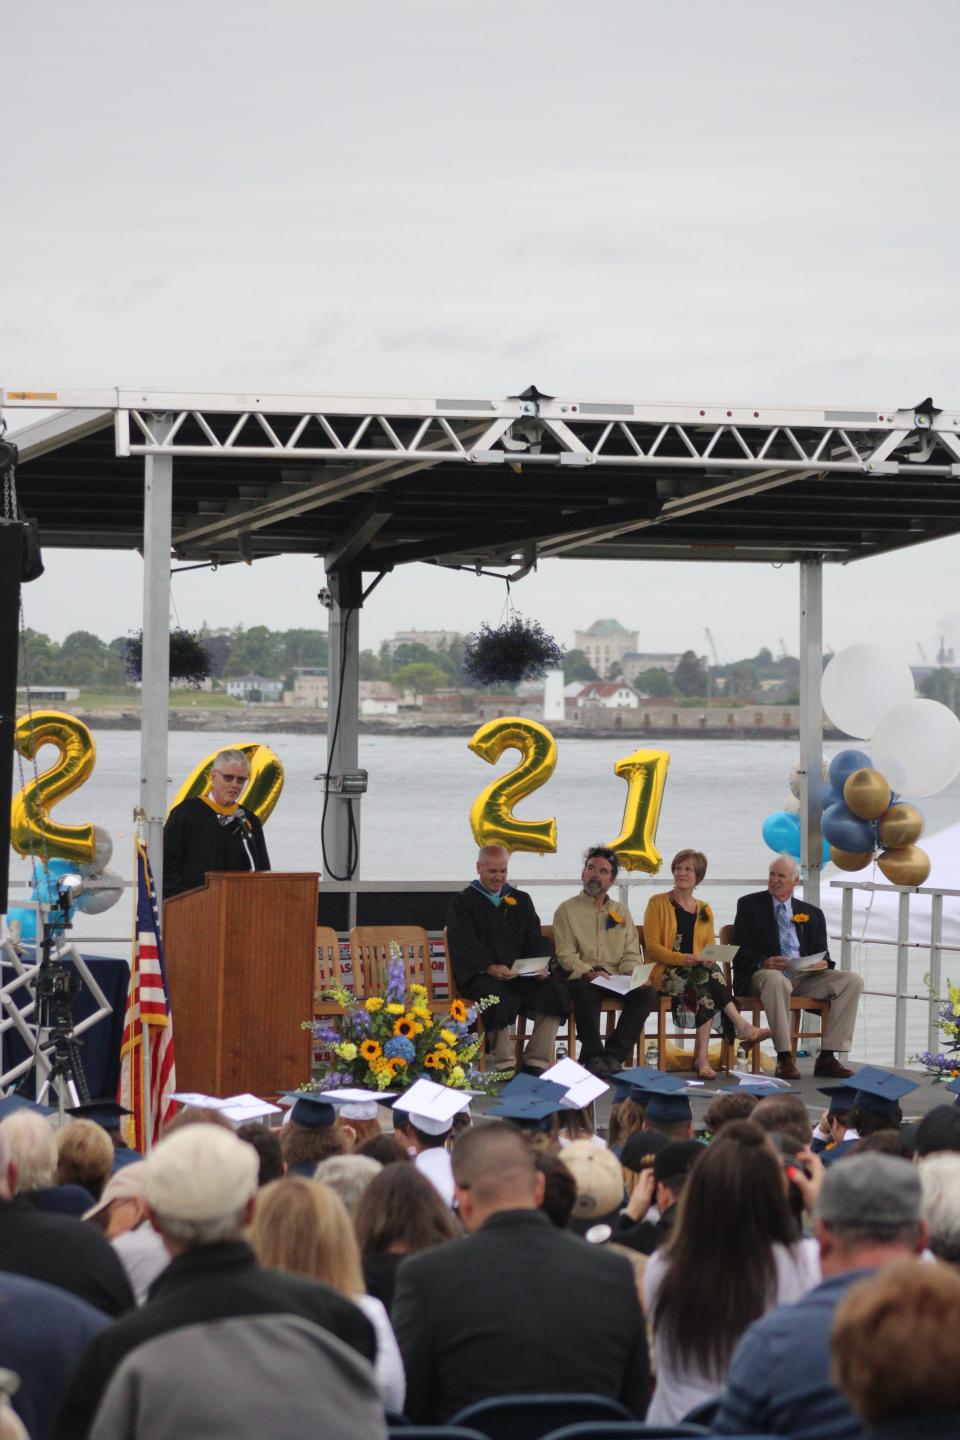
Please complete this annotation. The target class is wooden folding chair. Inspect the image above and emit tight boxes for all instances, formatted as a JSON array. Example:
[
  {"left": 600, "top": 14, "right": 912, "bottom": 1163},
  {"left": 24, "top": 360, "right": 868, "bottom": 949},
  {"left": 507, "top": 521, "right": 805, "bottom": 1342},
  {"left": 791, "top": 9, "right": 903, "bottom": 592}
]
[
  {"left": 348, "top": 925, "right": 447, "bottom": 1014},
  {"left": 313, "top": 925, "right": 349, "bottom": 1018}
]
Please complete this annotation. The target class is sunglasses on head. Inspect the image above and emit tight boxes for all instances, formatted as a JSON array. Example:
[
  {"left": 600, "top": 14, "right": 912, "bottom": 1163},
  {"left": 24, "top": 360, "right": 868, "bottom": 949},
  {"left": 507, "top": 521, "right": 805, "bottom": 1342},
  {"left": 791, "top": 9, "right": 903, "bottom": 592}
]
[{"left": 215, "top": 771, "right": 248, "bottom": 784}]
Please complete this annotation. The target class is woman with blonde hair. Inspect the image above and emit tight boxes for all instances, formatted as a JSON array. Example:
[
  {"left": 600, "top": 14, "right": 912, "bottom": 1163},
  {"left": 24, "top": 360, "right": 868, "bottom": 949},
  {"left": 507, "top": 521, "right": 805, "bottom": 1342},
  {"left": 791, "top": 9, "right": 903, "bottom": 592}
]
[
  {"left": 249, "top": 1176, "right": 404, "bottom": 1411},
  {"left": 644, "top": 848, "right": 770, "bottom": 1078}
]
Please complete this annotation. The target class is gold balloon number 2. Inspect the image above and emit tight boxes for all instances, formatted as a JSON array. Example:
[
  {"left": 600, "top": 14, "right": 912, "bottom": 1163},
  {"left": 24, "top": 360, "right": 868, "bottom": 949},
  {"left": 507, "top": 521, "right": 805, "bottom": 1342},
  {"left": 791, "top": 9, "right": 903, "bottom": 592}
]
[
  {"left": 10, "top": 710, "right": 97, "bottom": 864},
  {"left": 468, "top": 717, "right": 670, "bottom": 873}
]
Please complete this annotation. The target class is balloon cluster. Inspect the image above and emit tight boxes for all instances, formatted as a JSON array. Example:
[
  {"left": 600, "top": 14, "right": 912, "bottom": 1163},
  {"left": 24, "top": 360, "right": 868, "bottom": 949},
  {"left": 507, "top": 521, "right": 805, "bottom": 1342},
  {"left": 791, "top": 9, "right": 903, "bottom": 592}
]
[
  {"left": 817, "top": 643, "right": 960, "bottom": 888},
  {"left": 822, "top": 748, "right": 929, "bottom": 886},
  {"left": 4, "top": 832, "right": 124, "bottom": 943}
]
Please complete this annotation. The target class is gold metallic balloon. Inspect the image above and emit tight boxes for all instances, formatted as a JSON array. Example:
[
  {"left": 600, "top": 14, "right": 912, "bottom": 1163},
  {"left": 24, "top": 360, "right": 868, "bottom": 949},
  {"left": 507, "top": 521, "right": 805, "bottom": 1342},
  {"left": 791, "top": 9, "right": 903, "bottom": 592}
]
[
  {"left": 843, "top": 768, "right": 892, "bottom": 821},
  {"left": 877, "top": 845, "right": 931, "bottom": 887},
  {"left": 10, "top": 710, "right": 96, "bottom": 863},
  {"left": 877, "top": 802, "right": 924, "bottom": 849},
  {"left": 170, "top": 741, "right": 285, "bottom": 824},
  {"left": 608, "top": 748, "right": 671, "bottom": 874},
  {"left": 829, "top": 845, "right": 874, "bottom": 872},
  {"left": 468, "top": 718, "right": 557, "bottom": 854}
]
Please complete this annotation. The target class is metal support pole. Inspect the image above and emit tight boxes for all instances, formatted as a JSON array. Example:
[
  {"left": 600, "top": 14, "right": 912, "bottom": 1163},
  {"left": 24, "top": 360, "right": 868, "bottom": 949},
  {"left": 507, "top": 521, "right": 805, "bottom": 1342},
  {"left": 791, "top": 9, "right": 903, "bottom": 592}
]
[
  {"left": 139, "top": 420, "right": 173, "bottom": 904},
  {"left": 894, "top": 890, "right": 911, "bottom": 1067},
  {"left": 322, "top": 568, "right": 363, "bottom": 882},
  {"left": 798, "top": 558, "right": 824, "bottom": 907},
  {"left": 929, "top": 891, "right": 944, "bottom": 1056},
  {"left": 840, "top": 884, "right": 854, "bottom": 973}
]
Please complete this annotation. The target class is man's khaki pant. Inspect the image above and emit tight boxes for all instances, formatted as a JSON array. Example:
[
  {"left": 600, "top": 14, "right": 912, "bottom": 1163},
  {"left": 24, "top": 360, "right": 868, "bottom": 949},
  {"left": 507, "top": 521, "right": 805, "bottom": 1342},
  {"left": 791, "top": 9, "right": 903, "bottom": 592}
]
[
  {"left": 750, "top": 966, "right": 864, "bottom": 1054},
  {"left": 490, "top": 1013, "right": 561, "bottom": 1071}
]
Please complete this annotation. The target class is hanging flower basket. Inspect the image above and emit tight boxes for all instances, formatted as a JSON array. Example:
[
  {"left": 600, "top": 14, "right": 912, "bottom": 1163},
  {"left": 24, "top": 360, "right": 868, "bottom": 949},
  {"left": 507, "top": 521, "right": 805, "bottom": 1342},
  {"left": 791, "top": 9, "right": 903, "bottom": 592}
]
[
  {"left": 462, "top": 615, "right": 565, "bottom": 687},
  {"left": 125, "top": 628, "right": 212, "bottom": 688}
]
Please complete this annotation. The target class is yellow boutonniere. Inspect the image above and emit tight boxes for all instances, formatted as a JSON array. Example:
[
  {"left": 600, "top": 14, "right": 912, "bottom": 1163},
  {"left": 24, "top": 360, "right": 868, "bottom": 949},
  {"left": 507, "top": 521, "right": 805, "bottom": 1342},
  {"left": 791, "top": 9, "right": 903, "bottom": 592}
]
[
  {"left": 793, "top": 913, "right": 810, "bottom": 924},
  {"left": 699, "top": 904, "right": 712, "bottom": 923},
  {"left": 502, "top": 895, "right": 518, "bottom": 907}
]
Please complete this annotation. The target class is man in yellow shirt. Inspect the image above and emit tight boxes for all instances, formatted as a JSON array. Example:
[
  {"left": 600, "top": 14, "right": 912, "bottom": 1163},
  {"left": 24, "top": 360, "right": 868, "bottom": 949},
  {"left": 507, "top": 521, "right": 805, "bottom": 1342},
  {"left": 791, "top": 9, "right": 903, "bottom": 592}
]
[{"left": 553, "top": 846, "right": 654, "bottom": 1076}]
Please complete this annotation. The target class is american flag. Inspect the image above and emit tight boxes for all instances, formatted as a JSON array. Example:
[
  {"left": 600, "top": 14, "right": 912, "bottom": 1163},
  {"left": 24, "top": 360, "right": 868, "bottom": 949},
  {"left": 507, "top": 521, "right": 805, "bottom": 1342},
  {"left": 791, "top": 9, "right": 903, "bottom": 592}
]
[{"left": 118, "top": 839, "right": 177, "bottom": 1150}]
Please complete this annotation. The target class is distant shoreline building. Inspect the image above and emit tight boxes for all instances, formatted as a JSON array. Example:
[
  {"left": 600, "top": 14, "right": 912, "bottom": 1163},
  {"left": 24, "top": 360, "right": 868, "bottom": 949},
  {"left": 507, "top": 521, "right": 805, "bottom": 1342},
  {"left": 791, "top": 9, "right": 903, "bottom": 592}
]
[
  {"left": 573, "top": 619, "right": 639, "bottom": 678},
  {"left": 384, "top": 629, "right": 461, "bottom": 657}
]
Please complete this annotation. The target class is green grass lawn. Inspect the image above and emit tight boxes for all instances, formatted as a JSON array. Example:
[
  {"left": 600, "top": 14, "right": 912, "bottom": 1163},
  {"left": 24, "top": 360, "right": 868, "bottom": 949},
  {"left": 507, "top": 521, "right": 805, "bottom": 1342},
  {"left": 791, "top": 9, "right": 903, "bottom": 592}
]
[{"left": 72, "top": 689, "right": 246, "bottom": 709}]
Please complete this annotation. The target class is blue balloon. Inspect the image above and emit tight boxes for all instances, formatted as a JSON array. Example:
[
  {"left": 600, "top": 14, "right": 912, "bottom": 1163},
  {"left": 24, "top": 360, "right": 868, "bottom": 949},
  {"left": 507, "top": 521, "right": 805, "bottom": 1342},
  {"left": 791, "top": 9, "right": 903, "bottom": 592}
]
[
  {"left": 762, "top": 810, "right": 802, "bottom": 858},
  {"left": 821, "top": 782, "right": 843, "bottom": 810},
  {"left": 29, "top": 858, "right": 77, "bottom": 922},
  {"left": 3, "top": 906, "right": 37, "bottom": 942},
  {"left": 822, "top": 801, "right": 876, "bottom": 853},
  {"left": 828, "top": 749, "right": 872, "bottom": 793}
]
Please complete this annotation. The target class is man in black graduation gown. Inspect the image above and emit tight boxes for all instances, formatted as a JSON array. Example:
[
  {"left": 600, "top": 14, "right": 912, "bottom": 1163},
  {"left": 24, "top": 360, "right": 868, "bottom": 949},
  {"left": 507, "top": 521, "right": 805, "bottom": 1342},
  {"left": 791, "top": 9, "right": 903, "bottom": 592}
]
[
  {"left": 163, "top": 749, "right": 270, "bottom": 900},
  {"left": 446, "top": 845, "right": 568, "bottom": 1073}
]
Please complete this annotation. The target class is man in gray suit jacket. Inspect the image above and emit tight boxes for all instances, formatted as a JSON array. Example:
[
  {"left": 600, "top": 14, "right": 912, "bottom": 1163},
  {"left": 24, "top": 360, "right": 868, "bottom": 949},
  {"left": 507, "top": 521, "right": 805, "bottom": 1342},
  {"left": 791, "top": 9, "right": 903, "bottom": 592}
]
[{"left": 392, "top": 1122, "right": 651, "bottom": 1424}]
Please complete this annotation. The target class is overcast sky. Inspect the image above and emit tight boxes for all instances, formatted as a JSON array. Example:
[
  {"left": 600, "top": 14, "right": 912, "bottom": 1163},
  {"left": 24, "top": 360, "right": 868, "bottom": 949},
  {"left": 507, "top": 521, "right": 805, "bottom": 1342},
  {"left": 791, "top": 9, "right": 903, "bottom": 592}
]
[{"left": 5, "top": 0, "right": 960, "bottom": 665}]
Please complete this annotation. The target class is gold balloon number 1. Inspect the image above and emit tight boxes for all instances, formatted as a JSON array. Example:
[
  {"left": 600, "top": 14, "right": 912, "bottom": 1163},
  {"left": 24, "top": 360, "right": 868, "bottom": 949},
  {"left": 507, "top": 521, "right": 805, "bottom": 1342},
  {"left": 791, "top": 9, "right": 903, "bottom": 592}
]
[{"left": 468, "top": 717, "right": 670, "bottom": 873}]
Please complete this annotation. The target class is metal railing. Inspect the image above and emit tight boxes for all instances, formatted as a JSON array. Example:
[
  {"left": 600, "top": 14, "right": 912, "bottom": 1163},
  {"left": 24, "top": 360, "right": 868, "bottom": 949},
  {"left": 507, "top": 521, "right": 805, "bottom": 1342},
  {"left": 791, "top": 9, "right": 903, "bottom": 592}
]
[{"left": 831, "top": 879, "right": 960, "bottom": 1067}]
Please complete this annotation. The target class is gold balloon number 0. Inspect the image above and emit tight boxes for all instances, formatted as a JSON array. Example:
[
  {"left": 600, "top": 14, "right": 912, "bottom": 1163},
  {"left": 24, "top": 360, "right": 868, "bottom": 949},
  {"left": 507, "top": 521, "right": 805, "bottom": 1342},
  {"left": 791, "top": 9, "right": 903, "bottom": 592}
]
[
  {"left": 468, "top": 717, "right": 670, "bottom": 873},
  {"left": 10, "top": 714, "right": 285, "bottom": 866},
  {"left": 170, "top": 742, "right": 285, "bottom": 822}
]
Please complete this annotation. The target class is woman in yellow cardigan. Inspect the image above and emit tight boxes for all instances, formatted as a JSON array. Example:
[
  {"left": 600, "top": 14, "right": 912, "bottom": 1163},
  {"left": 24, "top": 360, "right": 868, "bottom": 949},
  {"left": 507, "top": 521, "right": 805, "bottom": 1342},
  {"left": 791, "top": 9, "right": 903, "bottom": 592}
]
[{"left": 644, "top": 849, "right": 771, "bottom": 1079}]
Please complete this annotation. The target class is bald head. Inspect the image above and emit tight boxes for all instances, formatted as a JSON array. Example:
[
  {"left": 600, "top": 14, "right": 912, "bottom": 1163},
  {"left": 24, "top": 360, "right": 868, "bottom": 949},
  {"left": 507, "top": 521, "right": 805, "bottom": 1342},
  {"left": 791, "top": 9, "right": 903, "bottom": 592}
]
[
  {"left": 476, "top": 846, "right": 509, "bottom": 894},
  {"left": 452, "top": 1121, "right": 538, "bottom": 1220}
]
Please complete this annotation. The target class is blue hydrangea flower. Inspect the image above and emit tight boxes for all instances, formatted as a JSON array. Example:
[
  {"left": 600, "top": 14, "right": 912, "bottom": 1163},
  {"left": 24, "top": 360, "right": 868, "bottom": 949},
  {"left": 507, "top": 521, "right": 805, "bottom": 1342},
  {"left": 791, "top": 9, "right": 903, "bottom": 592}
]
[{"left": 384, "top": 1036, "right": 416, "bottom": 1062}]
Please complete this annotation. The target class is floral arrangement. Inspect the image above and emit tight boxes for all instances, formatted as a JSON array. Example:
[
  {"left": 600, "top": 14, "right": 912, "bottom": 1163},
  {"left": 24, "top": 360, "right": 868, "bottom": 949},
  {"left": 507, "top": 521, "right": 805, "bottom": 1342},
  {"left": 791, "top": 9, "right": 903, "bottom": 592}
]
[
  {"left": 309, "top": 945, "right": 500, "bottom": 1092},
  {"left": 462, "top": 615, "right": 565, "bottom": 687},
  {"left": 125, "top": 628, "right": 213, "bottom": 688},
  {"left": 915, "top": 977, "right": 960, "bottom": 1081}
]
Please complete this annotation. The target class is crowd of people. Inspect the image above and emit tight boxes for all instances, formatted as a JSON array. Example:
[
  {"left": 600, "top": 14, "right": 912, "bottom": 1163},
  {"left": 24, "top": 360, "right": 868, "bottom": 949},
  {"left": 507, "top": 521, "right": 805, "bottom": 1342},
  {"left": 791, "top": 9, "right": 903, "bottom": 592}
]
[
  {"left": 1, "top": 1057, "right": 960, "bottom": 1439},
  {"left": 1, "top": 839, "right": 958, "bottom": 1439}
]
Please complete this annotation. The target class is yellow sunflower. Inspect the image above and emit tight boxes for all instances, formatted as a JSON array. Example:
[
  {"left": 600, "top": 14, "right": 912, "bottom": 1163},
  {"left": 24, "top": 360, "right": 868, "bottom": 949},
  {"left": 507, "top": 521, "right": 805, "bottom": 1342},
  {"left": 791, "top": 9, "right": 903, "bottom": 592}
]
[
  {"left": 450, "top": 999, "right": 468, "bottom": 1023},
  {"left": 360, "top": 1039, "right": 382, "bottom": 1061},
  {"left": 364, "top": 997, "right": 384, "bottom": 1013},
  {"left": 424, "top": 1051, "right": 442, "bottom": 1069},
  {"left": 393, "top": 1017, "right": 418, "bottom": 1039}
]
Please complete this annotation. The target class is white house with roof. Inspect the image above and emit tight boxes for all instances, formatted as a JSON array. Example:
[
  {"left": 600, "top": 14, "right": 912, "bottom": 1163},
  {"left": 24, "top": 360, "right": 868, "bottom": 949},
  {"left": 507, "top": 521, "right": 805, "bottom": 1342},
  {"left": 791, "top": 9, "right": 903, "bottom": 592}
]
[
  {"left": 576, "top": 680, "right": 640, "bottom": 709},
  {"left": 573, "top": 619, "right": 639, "bottom": 677},
  {"left": 224, "top": 673, "right": 284, "bottom": 702}
]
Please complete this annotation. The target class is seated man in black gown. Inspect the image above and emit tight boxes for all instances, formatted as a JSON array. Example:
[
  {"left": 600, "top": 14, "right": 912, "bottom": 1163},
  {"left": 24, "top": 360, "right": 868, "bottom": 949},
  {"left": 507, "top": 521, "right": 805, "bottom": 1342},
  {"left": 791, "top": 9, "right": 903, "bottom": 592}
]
[
  {"left": 446, "top": 845, "right": 568, "bottom": 1074},
  {"left": 163, "top": 749, "right": 270, "bottom": 900}
]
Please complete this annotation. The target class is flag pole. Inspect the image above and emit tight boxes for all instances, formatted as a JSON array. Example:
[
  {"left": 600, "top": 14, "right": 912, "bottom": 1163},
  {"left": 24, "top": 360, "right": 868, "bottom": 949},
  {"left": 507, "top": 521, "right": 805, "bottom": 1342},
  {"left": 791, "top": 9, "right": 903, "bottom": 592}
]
[{"left": 140, "top": 841, "right": 154, "bottom": 1152}]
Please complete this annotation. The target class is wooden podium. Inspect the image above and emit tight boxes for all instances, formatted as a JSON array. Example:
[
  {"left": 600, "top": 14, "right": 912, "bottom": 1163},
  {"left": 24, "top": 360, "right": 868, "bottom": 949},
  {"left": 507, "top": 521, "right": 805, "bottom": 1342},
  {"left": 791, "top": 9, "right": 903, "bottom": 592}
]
[{"left": 163, "top": 871, "right": 318, "bottom": 1096}]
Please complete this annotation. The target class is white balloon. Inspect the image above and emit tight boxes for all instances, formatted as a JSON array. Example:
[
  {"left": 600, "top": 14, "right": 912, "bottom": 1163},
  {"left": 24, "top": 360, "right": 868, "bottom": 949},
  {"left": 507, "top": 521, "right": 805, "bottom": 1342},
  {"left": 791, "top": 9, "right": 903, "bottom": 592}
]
[
  {"left": 820, "top": 644, "right": 916, "bottom": 740},
  {"left": 80, "top": 826, "right": 114, "bottom": 876},
  {"left": 783, "top": 792, "right": 801, "bottom": 815},
  {"left": 871, "top": 699, "right": 960, "bottom": 797},
  {"left": 74, "top": 868, "right": 124, "bottom": 915}
]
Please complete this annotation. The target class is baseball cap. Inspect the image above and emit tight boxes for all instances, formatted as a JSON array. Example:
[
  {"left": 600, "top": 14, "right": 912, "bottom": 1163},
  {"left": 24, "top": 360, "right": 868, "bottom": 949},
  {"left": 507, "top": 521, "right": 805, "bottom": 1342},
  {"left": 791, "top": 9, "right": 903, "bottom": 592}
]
[
  {"left": 815, "top": 1152, "right": 921, "bottom": 1229},
  {"left": 653, "top": 1139, "right": 706, "bottom": 1187},
  {"left": 83, "top": 1159, "right": 149, "bottom": 1221},
  {"left": 561, "top": 1139, "right": 625, "bottom": 1224},
  {"left": 620, "top": 1128, "right": 672, "bottom": 1174},
  {"left": 145, "top": 1125, "right": 259, "bottom": 1222}
]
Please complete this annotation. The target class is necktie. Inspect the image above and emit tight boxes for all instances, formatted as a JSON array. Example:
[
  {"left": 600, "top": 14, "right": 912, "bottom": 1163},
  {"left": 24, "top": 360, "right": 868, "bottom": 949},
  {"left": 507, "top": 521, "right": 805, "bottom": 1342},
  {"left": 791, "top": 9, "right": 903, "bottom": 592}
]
[{"left": 776, "top": 901, "right": 793, "bottom": 955}]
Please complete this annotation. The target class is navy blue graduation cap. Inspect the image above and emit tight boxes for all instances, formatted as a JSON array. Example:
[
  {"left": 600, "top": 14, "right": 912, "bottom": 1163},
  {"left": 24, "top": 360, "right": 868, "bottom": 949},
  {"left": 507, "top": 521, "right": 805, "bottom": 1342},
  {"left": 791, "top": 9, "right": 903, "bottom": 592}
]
[
  {"left": 486, "top": 1077, "right": 569, "bottom": 1129},
  {"left": 65, "top": 1099, "right": 132, "bottom": 1133},
  {"left": 636, "top": 1073, "right": 695, "bottom": 1126},
  {"left": 720, "top": 1080, "right": 800, "bottom": 1097},
  {"left": 613, "top": 1068, "right": 687, "bottom": 1104},
  {"left": 0, "top": 1094, "right": 53, "bottom": 1121},
  {"left": 280, "top": 1091, "right": 337, "bottom": 1129},
  {"left": 817, "top": 1084, "right": 859, "bottom": 1115},
  {"left": 850, "top": 1066, "right": 919, "bottom": 1118}
]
